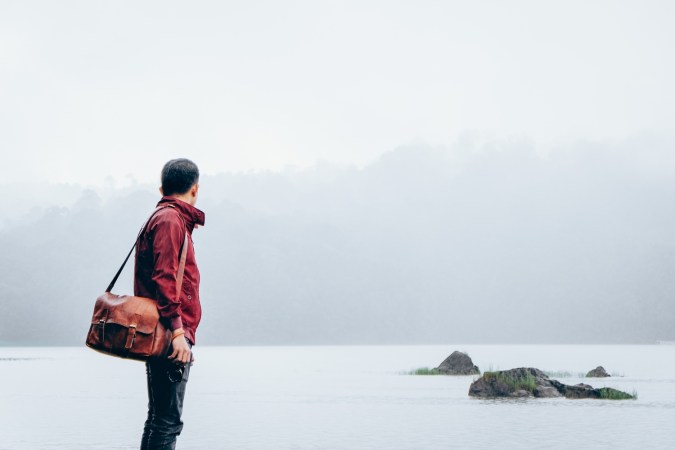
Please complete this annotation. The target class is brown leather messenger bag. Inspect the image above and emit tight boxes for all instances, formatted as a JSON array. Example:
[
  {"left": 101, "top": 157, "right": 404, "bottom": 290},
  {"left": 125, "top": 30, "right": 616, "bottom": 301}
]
[{"left": 85, "top": 206, "right": 187, "bottom": 361}]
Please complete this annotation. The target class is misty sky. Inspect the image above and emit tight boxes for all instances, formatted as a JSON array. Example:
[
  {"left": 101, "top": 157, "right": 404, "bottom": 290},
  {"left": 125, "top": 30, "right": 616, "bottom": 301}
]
[{"left": 1, "top": 0, "right": 673, "bottom": 185}]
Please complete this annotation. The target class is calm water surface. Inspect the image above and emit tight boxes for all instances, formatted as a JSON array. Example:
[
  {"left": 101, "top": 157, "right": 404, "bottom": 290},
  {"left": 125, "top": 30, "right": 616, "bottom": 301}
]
[{"left": 0, "top": 345, "right": 673, "bottom": 449}]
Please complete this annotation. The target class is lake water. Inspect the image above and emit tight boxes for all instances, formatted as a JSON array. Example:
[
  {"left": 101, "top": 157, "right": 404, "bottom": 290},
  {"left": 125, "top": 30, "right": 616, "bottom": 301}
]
[{"left": 0, "top": 345, "right": 673, "bottom": 449}]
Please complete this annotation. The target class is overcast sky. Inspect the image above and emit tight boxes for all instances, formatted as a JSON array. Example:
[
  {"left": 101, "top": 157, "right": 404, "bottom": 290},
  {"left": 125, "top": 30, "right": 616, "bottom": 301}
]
[{"left": 1, "top": 0, "right": 673, "bottom": 186}]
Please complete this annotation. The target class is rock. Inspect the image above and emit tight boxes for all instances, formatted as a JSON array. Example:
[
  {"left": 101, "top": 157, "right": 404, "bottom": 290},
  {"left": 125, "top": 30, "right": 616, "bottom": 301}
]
[
  {"left": 469, "top": 367, "right": 561, "bottom": 398},
  {"left": 468, "top": 367, "right": 634, "bottom": 400},
  {"left": 435, "top": 351, "right": 480, "bottom": 375},
  {"left": 586, "top": 366, "right": 611, "bottom": 377}
]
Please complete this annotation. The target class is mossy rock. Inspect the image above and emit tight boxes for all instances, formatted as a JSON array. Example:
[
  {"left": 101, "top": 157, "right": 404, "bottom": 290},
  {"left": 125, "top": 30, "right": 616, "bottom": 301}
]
[{"left": 469, "top": 367, "right": 635, "bottom": 400}]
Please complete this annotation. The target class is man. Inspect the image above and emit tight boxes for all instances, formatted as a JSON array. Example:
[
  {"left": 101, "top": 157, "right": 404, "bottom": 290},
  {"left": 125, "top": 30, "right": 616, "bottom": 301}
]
[{"left": 134, "top": 158, "right": 205, "bottom": 450}]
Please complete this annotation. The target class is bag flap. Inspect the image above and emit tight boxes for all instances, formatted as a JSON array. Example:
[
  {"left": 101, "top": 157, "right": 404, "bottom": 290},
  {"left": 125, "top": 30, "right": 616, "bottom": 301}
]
[{"left": 92, "top": 292, "right": 160, "bottom": 334}]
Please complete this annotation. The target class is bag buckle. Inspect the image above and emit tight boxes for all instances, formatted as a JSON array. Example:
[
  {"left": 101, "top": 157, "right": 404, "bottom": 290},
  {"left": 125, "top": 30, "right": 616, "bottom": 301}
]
[
  {"left": 125, "top": 324, "right": 137, "bottom": 350},
  {"left": 98, "top": 309, "right": 109, "bottom": 343}
]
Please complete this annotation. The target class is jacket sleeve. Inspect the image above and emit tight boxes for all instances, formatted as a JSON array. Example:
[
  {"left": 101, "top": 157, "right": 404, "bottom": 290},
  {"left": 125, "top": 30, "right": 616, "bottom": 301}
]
[{"left": 149, "top": 212, "right": 186, "bottom": 331}]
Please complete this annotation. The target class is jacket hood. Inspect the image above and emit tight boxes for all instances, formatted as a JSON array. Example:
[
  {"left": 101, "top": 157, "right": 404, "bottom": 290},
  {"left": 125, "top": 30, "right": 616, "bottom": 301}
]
[{"left": 157, "top": 196, "right": 205, "bottom": 231}]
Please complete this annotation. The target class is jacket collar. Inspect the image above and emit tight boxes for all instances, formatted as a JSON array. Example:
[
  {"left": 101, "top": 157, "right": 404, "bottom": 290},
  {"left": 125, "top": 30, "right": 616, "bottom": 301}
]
[{"left": 157, "top": 196, "right": 206, "bottom": 232}]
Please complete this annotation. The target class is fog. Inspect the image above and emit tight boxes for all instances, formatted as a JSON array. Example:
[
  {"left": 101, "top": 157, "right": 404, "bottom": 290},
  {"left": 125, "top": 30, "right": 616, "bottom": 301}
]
[
  {"left": 2, "top": 1, "right": 674, "bottom": 184},
  {"left": 1, "top": 1, "right": 673, "bottom": 346},
  {"left": 2, "top": 134, "right": 674, "bottom": 345}
]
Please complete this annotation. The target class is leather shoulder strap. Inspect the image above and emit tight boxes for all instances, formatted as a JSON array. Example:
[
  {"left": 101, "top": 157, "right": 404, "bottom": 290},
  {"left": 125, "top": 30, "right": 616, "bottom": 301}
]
[
  {"left": 175, "top": 230, "right": 189, "bottom": 295},
  {"left": 169, "top": 205, "right": 190, "bottom": 295},
  {"left": 105, "top": 206, "right": 188, "bottom": 294}
]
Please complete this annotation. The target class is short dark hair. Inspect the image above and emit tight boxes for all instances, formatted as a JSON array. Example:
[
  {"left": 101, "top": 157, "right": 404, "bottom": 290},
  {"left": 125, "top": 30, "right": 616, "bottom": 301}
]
[{"left": 161, "top": 158, "right": 200, "bottom": 196}]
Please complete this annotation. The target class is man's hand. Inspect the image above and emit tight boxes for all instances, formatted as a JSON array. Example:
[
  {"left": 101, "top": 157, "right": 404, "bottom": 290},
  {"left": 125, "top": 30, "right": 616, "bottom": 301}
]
[{"left": 168, "top": 334, "right": 192, "bottom": 365}]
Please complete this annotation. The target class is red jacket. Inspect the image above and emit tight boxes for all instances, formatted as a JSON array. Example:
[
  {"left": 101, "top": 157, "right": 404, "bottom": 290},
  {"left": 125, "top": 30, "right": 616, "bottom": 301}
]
[{"left": 134, "top": 197, "right": 205, "bottom": 345}]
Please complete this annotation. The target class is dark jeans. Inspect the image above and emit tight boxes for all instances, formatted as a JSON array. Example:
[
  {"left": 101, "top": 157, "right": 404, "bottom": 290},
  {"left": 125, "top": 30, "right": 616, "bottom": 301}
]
[{"left": 140, "top": 352, "right": 192, "bottom": 450}]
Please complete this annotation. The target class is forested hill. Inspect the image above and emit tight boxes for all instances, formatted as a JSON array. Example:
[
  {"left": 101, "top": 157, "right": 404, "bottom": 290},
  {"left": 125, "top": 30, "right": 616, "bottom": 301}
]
[{"left": 2, "top": 138, "right": 675, "bottom": 345}]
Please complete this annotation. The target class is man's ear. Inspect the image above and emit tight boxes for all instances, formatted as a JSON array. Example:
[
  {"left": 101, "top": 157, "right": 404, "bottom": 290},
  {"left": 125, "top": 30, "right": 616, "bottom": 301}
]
[
  {"left": 159, "top": 186, "right": 164, "bottom": 195},
  {"left": 191, "top": 183, "right": 199, "bottom": 197}
]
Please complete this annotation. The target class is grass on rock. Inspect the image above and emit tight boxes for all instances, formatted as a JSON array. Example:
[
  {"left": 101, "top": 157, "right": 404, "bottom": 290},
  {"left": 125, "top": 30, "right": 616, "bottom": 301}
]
[
  {"left": 409, "top": 367, "right": 444, "bottom": 375},
  {"left": 483, "top": 371, "right": 537, "bottom": 392},
  {"left": 599, "top": 388, "right": 637, "bottom": 400},
  {"left": 543, "top": 370, "right": 586, "bottom": 378}
]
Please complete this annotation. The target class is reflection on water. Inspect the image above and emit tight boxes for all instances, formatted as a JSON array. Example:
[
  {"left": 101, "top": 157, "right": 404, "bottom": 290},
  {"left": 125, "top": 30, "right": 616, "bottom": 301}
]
[
  {"left": 0, "top": 358, "right": 41, "bottom": 361},
  {"left": 0, "top": 345, "right": 673, "bottom": 449}
]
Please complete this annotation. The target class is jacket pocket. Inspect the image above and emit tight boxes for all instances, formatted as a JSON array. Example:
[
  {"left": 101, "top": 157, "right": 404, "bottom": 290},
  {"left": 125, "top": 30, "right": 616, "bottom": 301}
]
[{"left": 181, "top": 280, "right": 194, "bottom": 302}]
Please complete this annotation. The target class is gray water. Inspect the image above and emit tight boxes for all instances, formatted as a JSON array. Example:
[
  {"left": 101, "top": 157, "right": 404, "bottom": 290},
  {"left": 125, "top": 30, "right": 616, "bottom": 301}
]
[{"left": 1, "top": 345, "right": 673, "bottom": 449}]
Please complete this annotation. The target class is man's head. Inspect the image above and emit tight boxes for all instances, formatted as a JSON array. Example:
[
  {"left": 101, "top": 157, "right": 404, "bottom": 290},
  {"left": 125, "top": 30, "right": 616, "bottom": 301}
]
[{"left": 160, "top": 158, "right": 200, "bottom": 206}]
